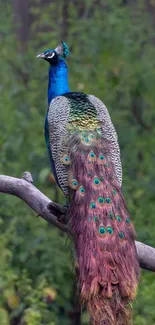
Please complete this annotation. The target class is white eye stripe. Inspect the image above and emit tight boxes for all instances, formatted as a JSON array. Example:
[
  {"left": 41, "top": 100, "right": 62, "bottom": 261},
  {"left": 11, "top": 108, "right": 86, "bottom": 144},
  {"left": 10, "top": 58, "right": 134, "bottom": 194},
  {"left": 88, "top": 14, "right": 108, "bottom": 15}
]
[{"left": 48, "top": 52, "right": 55, "bottom": 59}]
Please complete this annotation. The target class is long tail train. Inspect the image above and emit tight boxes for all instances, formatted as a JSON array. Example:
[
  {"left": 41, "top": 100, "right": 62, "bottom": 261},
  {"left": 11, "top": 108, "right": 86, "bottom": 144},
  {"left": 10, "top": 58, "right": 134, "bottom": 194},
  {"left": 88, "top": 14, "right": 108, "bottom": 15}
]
[{"left": 66, "top": 130, "right": 140, "bottom": 325}]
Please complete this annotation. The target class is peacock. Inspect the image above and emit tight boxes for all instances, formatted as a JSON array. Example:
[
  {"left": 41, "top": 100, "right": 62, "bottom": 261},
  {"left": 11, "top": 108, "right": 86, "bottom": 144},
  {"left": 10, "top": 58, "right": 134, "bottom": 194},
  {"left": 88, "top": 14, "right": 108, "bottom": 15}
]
[{"left": 37, "top": 41, "right": 140, "bottom": 325}]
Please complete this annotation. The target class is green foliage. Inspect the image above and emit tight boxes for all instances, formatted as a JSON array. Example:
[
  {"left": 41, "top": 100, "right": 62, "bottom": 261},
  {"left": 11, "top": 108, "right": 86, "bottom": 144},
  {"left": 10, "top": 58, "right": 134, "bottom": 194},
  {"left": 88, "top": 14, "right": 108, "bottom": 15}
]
[{"left": 0, "top": 0, "right": 155, "bottom": 324}]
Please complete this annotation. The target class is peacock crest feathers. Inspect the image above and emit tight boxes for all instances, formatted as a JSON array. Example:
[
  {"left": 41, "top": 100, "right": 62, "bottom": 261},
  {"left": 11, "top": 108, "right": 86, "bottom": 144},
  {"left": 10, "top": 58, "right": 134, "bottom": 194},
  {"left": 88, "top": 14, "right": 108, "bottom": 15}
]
[{"left": 55, "top": 41, "right": 69, "bottom": 58}]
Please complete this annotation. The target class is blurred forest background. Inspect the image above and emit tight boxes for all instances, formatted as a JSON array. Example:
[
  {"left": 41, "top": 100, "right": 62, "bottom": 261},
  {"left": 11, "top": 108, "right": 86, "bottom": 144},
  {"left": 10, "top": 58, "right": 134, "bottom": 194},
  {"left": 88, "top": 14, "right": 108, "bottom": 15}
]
[{"left": 0, "top": 0, "right": 155, "bottom": 324}]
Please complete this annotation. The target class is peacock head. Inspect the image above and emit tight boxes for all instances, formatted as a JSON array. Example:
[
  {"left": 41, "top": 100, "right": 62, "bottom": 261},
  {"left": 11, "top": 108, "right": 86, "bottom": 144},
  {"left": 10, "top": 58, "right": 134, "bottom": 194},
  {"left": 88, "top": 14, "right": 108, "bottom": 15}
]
[{"left": 36, "top": 41, "right": 69, "bottom": 65}]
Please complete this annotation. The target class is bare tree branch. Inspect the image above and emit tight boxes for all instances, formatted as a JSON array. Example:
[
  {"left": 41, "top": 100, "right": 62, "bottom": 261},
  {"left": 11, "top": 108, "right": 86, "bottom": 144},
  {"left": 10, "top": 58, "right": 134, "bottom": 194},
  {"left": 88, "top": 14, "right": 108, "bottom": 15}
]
[
  {"left": 135, "top": 241, "right": 155, "bottom": 272},
  {"left": 0, "top": 173, "right": 154, "bottom": 272},
  {"left": 0, "top": 173, "right": 68, "bottom": 232}
]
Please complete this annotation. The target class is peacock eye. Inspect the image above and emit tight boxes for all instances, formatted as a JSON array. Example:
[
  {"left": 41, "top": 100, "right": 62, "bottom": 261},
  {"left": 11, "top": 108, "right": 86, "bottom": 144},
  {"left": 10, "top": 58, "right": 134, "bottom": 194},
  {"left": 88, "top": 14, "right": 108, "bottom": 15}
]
[
  {"left": 90, "top": 202, "right": 96, "bottom": 209},
  {"left": 119, "top": 231, "right": 125, "bottom": 239},
  {"left": 116, "top": 215, "right": 122, "bottom": 222},
  {"left": 106, "top": 226, "right": 113, "bottom": 235},
  {"left": 47, "top": 52, "right": 55, "bottom": 59},
  {"left": 98, "top": 226, "right": 106, "bottom": 236}
]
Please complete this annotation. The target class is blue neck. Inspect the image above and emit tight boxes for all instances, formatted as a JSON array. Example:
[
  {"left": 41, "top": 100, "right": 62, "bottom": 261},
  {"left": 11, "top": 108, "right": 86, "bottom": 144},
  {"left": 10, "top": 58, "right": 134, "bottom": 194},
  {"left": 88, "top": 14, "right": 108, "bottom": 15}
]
[{"left": 48, "top": 58, "right": 70, "bottom": 104}]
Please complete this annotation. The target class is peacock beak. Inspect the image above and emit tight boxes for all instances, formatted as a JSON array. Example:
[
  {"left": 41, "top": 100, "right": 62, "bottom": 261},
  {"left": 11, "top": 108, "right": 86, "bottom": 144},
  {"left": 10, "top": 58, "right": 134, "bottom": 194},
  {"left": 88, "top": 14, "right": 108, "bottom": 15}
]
[{"left": 36, "top": 53, "right": 45, "bottom": 59}]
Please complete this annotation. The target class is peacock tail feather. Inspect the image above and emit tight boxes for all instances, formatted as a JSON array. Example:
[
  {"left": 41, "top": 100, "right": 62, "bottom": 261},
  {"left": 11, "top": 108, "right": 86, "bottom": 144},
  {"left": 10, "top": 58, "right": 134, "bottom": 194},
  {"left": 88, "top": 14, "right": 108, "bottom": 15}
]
[{"left": 60, "top": 128, "right": 139, "bottom": 325}]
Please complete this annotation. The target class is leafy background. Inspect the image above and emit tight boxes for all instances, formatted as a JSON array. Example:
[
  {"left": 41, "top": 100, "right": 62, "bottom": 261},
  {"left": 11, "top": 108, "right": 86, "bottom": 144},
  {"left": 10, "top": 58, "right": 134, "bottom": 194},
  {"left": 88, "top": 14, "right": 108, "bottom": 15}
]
[{"left": 0, "top": 0, "right": 155, "bottom": 324}]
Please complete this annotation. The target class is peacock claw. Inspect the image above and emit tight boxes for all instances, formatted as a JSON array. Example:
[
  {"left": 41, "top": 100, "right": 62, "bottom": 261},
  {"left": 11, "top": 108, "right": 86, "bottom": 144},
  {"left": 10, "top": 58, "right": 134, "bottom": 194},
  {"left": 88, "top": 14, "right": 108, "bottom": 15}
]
[{"left": 57, "top": 214, "right": 67, "bottom": 223}]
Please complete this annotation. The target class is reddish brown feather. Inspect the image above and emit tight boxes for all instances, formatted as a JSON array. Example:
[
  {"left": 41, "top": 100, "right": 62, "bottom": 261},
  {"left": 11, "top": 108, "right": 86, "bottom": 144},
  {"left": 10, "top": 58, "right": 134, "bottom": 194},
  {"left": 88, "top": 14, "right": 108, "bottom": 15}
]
[{"left": 66, "top": 132, "right": 140, "bottom": 325}]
